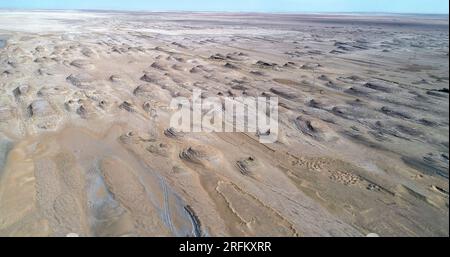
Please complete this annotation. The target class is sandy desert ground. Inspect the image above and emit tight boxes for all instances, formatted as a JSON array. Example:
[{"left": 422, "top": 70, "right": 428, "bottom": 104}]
[{"left": 0, "top": 10, "right": 448, "bottom": 237}]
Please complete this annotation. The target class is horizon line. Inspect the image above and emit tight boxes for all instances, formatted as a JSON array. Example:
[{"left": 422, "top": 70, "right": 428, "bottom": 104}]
[{"left": 0, "top": 8, "right": 448, "bottom": 16}]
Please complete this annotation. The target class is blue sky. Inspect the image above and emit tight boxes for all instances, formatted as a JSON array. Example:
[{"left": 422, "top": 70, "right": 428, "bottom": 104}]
[{"left": 0, "top": 0, "right": 448, "bottom": 14}]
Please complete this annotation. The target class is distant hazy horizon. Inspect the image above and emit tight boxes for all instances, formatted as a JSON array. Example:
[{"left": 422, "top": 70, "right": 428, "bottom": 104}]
[
  {"left": 0, "top": 0, "right": 448, "bottom": 15},
  {"left": 1, "top": 8, "right": 449, "bottom": 17}
]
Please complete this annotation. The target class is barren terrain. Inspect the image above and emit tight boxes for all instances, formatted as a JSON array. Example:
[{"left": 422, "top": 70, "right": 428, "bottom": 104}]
[{"left": 0, "top": 11, "right": 448, "bottom": 236}]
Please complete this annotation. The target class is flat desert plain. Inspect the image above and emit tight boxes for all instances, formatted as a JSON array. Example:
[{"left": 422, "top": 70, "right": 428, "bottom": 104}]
[{"left": 0, "top": 11, "right": 448, "bottom": 237}]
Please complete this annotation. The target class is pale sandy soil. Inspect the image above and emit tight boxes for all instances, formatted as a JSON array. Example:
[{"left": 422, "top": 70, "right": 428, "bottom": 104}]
[{"left": 0, "top": 11, "right": 448, "bottom": 237}]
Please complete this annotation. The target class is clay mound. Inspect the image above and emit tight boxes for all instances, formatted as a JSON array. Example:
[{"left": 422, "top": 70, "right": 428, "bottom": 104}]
[
  {"left": 380, "top": 106, "right": 412, "bottom": 120},
  {"left": 256, "top": 60, "right": 278, "bottom": 69},
  {"left": 179, "top": 145, "right": 222, "bottom": 167},
  {"left": 34, "top": 57, "right": 52, "bottom": 63},
  {"left": 417, "top": 118, "right": 439, "bottom": 127},
  {"left": 28, "top": 99, "right": 54, "bottom": 117},
  {"left": 363, "top": 81, "right": 397, "bottom": 93},
  {"left": 402, "top": 154, "right": 449, "bottom": 179},
  {"left": 171, "top": 64, "right": 186, "bottom": 71},
  {"left": 109, "top": 75, "right": 122, "bottom": 82},
  {"left": 344, "top": 86, "right": 374, "bottom": 97},
  {"left": 308, "top": 99, "right": 325, "bottom": 109},
  {"left": 38, "top": 68, "right": 55, "bottom": 76},
  {"left": 427, "top": 90, "right": 449, "bottom": 98},
  {"left": 171, "top": 42, "right": 187, "bottom": 49},
  {"left": 270, "top": 87, "right": 298, "bottom": 100},
  {"left": 236, "top": 156, "right": 259, "bottom": 176},
  {"left": 210, "top": 53, "right": 226, "bottom": 60},
  {"left": 164, "top": 127, "right": 184, "bottom": 139},
  {"left": 37, "top": 86, "right": 68, "bottom": 97},
  {"left": 76, "top": 105, "right": 88, "bottom": 119},
  {"left": 332, "top": 106, "right": 375, "bottom": 121},
  {"left": 13, "top": 84, "right": 30, "bottom": 98},
  {"left": 250, "top": 70, "right": 266, "bottom": 76},
  {"left": 224, "top": 62, "right": 238, "bottom": 69},
  {"left": 300, "top": 63, "right": 321, "bottom": 70},
  {"left": 66, "top": 73, "right": 94, "bottom": 88},
  {"left": 140, "top": 74, "right": 158, "bottom": 83},
  {"left": 318, "top": 74, "right": 330, "bottom": 81},
  {"left": 226, "top": 52, "right": 248, "bottom": 61},
  {"left": 133, "top": 84, "right": 171, "bottom": 103},
  {"left": 189, "top": 66, "right": 202, "bottom": 74},
  {"left": 294, "top": 116, "right": 328, "bottom": 141},
  {"left": 150, "top": 61, "right": 167, "bottom": 71},
  {"left": 81, "top": 47, "right": 97, "bottom": 58},
  {"left": 70, "top": 59, "right": 94, "bottom": 70},
  {"left": 119, "top": 101, "right": 136, "bottom": 113},
  {"left": 146, "top": 142, "right": 171, "bottom": 157}
]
